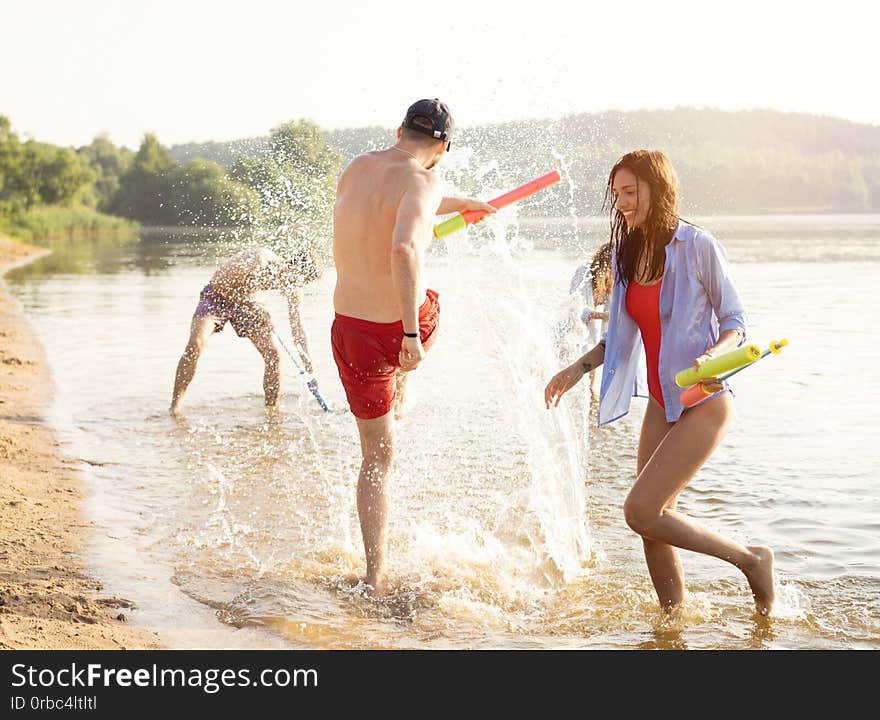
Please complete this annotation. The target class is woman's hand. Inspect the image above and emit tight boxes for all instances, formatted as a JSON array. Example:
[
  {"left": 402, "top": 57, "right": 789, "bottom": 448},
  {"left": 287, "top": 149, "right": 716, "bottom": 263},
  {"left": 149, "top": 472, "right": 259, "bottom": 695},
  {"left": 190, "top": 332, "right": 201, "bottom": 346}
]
[
  {"left": 544, "top": 363, "right": 586, "bottom": 408},
  {"left": 693, "top": 353, "right": 723, "bottom": 393}
]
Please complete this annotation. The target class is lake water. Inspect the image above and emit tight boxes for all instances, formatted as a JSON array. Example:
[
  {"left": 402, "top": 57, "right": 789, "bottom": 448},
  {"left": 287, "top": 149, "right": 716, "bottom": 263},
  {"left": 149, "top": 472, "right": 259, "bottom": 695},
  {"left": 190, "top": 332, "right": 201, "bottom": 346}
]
[{"left": 7, "top": 214, "right": 880, "bottom": 649}]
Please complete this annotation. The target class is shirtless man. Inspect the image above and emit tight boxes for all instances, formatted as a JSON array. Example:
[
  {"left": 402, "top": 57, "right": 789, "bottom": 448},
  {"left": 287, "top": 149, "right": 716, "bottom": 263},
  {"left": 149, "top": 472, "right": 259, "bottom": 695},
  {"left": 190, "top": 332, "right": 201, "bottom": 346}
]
[
  {"left": 170, "top": 245, "right": 319, "bottom": 416},
  {"left": 332, "top": 99, "right": 496, "bottom": 595}
]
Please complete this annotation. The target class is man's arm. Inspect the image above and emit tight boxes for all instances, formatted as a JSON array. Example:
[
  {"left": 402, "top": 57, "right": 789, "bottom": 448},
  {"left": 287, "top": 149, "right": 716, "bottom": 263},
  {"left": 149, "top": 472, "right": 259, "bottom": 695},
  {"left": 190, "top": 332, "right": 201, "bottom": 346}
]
[
  {"left": 437, "top": 195, "right": 497, "bottom": 216},
  {"left": 392, "top": 176, "right": 441, "bottom": 372},
  {"left": 284, "top": 285, "right": 314, "bottom": 375}
]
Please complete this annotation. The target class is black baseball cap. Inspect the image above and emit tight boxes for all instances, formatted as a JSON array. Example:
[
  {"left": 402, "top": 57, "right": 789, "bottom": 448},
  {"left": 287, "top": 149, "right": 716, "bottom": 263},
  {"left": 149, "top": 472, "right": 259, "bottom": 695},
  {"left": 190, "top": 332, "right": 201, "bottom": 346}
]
[{"left": 402, "top": 98, "right": 454, "bottom": 144}]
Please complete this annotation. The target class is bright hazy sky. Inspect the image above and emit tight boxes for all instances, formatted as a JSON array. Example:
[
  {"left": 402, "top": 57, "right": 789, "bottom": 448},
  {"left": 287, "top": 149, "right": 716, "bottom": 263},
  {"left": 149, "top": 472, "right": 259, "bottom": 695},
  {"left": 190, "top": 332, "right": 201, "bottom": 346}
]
[{"left": 3, "top": 0, "right": 876, "bottom": 149}]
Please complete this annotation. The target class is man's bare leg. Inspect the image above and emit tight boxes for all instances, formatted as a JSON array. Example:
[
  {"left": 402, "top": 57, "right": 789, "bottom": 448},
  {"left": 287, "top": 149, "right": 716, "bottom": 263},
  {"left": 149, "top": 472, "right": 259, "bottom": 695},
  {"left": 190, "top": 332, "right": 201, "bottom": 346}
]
[
  {"left": 393, "top": 370, "right": 409, "bottom": 421},
  {"left": 170, "top": 316, "right": 218, "bottom": 416},
  {"left": 248, "top": 322, "right": 281, "bottom": 409},
  {"left": 623, "top": 392, "right": 776, "bottom": 615},
  {"left": 355, "top": 410, "right": 395, "bottom": 596}
]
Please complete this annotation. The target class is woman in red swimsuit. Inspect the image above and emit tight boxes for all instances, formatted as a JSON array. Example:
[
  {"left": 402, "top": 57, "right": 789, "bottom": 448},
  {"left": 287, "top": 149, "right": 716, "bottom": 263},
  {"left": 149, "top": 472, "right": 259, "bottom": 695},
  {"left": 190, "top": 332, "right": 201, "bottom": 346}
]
[{"left": 545, "top": 151, "right": 775, "bottom": 616}]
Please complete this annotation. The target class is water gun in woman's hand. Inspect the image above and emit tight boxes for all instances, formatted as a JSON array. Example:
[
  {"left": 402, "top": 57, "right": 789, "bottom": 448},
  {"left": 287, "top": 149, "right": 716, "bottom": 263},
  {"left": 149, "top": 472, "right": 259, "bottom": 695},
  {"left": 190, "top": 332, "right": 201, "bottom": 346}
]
[
  {"left": 433, "top": 170, "right": 561, "bottom": 239},
  {"left": 677, "top": 339, "right": 788, "bottom": 408}
]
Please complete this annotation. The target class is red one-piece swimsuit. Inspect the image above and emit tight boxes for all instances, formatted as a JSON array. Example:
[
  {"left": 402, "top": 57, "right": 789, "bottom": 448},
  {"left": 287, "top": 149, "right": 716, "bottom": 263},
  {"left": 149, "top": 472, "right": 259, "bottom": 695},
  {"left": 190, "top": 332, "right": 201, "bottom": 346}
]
[{"left": 626, "top": 278, "right": 665, "bottom": 408}]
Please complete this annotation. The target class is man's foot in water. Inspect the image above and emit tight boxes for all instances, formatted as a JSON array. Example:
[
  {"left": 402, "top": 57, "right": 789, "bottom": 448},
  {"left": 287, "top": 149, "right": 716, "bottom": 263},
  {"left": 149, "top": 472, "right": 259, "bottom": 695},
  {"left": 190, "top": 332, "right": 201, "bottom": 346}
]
[{"left": 365, "top": 573, "right": 389, "bottom": 598}]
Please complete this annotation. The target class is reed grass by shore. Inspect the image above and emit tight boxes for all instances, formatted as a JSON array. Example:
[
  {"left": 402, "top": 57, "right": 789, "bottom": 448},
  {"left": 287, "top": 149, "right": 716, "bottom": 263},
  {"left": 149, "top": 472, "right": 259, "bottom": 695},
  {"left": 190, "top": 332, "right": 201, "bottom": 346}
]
[{"left": 0, "top": 205, "right": 138, "bottom": 244}]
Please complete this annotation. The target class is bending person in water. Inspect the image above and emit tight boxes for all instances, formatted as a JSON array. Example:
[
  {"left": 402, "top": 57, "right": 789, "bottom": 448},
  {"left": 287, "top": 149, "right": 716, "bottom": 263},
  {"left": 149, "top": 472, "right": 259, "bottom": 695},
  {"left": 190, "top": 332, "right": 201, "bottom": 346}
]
[
  {"left": 568, "top": 242, "right": 612, "bottom": 398},
  {"left": 544, "top": 150, "right": 775, "bottom": 616},
  {"left": 170, "top": 245, "right": 320, "bottom": 416},
  {"left": 332, "top": 98, "right": 495, "bottom": 596}
]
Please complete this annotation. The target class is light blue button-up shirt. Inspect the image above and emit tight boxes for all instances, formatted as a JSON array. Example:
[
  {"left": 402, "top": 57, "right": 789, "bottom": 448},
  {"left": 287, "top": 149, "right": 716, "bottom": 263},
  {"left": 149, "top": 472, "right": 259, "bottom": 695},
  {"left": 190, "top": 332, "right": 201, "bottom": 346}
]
[{"left": 598, "top": 220, "right": 747, "bottom": 425}]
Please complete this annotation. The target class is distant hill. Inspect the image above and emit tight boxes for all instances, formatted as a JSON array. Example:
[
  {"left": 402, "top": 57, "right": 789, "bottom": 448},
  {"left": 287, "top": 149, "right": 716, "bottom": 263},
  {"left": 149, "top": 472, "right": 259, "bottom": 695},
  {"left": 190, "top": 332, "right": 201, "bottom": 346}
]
[{"left": 169, "top": 108, "right": 880, "bottom": 215}]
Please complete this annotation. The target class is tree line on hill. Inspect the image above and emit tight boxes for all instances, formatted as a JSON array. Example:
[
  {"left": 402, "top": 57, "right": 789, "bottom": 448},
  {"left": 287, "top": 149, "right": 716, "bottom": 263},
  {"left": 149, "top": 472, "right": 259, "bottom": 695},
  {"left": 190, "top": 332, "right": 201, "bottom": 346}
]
[
  {"left": 170, "top": 108, "right": 880, "bottom": 216},
  {"left": 2, "top": 108, "right": 878, "bottom": 245},
  {"left": 312, "top": 108, "right": 880, "bottom": 215}
]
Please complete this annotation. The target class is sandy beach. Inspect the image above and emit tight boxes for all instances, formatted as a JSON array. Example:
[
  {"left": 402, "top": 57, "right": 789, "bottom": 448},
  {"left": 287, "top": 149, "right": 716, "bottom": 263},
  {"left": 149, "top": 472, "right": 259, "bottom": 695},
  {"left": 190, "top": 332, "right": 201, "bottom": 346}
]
[{"left": 0, "top": 234, "right": 161, "bottom": 650}]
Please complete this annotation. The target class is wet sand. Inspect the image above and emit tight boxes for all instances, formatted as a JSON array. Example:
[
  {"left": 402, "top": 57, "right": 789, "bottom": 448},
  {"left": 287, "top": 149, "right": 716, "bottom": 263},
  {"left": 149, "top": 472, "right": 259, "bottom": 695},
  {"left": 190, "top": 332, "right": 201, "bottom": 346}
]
[{"left": 0, "top": 234, "right": 161, "bottom": 649}]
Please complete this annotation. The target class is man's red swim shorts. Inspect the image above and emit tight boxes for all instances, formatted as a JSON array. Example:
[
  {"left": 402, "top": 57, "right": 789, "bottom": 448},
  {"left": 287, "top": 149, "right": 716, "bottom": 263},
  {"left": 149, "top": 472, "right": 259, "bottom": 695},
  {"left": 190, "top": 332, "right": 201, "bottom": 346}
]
[{"left": 331, "top": 289, "right": 440, "bottom": 419}]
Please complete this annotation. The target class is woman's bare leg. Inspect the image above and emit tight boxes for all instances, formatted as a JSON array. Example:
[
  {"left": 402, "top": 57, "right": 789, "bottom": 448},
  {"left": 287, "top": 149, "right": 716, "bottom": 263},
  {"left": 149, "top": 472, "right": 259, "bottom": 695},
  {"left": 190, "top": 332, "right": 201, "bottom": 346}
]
[
  {"left": 624, "top": 393, "right": 775, "bottom": 615},
  {"left": 637, "top": 398, "right": 684, "bottom": 611}
]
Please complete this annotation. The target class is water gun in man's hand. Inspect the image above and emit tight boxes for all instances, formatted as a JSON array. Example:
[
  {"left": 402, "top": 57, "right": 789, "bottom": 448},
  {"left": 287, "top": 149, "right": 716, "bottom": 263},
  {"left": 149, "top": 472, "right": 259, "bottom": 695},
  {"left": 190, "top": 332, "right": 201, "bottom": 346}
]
[{"left": 433, "top": 170, "right": 561, "bottom": 239}]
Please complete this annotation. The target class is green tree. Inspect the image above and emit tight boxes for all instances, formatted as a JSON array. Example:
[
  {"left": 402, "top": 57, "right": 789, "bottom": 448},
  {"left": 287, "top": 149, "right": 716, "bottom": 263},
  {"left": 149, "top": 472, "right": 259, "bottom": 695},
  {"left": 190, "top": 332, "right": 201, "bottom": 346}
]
[
  {"left": 232, "top": 119, "right": 342, "bottom": 253},
  {"left": 0, "top": 115, "right": 24, "bottom": 213},
  {"left": 78, "top": 135, "right": 133, "bottom": 211},
  {"left": 110, "top": 133, "right": 177, "bottom": 222},
  {"left": 109, "top": 133, "right": 260, "bottom": 227},
  {"left": 37, "top": 145, "right": 94, "bottom": 206},
  {"left": 167, "top": 159, "right": 259, "bottom": 227},
  {"left": 1, "top": 140, "right": 91, "bottom": 211}
]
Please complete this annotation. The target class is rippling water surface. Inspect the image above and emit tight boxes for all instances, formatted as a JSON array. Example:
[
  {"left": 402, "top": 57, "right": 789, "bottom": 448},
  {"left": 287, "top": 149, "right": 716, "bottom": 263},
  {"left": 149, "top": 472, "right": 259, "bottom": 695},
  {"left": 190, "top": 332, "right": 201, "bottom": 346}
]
[{"left": 8, "top": 214, "right": 880, "bottom": 649}]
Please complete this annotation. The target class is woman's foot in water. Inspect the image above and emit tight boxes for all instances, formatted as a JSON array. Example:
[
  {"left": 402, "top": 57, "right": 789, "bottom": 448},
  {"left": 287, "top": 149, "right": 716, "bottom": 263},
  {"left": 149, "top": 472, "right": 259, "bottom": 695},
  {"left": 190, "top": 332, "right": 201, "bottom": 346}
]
[{"left": 741, "top": 545, "right": 775, "bottom": 616}]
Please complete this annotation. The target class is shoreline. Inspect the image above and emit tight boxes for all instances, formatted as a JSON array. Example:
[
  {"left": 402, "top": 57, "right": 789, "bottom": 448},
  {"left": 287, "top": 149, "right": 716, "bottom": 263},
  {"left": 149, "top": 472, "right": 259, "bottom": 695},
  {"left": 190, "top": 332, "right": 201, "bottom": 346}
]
[{"left": 0, "top": 234, "right": 161, "bottom": 649}]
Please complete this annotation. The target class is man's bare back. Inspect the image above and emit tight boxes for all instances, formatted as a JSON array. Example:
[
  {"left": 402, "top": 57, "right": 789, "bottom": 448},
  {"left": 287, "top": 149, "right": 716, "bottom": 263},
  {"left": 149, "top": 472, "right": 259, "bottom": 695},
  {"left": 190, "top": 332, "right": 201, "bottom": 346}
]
[
  {"left": 210, "top": 247, "right": 290, "bottom": 303},
  {"left": 333, "top": 150, "right": 440, "bottom": 322}
]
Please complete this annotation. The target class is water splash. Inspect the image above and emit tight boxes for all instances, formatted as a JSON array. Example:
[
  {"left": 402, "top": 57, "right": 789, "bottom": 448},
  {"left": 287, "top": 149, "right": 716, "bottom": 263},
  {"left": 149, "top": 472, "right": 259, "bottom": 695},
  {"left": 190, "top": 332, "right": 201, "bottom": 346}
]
[{"left": 437, "top": 159, "right": 593, "bottom": 585}]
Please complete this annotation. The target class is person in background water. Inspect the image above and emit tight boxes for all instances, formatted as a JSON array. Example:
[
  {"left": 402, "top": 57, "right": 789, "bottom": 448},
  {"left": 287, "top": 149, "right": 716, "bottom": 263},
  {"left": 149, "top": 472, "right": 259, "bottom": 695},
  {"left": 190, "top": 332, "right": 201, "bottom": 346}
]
[
  {"left": 331, "top": 99, "right": 496, "bottom": 596},
  {"left": 170, "top": 245, "right": 320, "bottom": 416},
  {"left": 568, "top": 242, "right": 612, "bottom": 398},
  {"left": 544, "top": 150, "right": 775, "bottom": 616}
]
